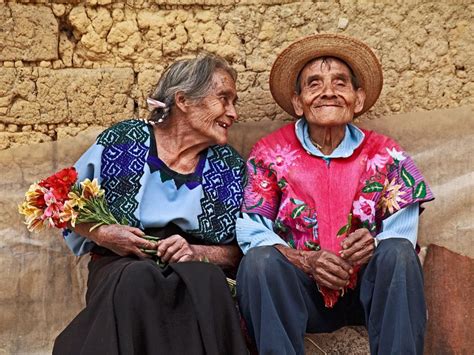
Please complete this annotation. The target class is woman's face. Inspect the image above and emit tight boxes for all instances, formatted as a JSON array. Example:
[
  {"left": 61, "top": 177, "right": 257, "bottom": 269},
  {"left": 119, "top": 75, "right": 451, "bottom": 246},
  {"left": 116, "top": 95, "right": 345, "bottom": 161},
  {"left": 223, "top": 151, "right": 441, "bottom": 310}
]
[{"left": 186, "top": 69, "right": 238, "bottom": 146}]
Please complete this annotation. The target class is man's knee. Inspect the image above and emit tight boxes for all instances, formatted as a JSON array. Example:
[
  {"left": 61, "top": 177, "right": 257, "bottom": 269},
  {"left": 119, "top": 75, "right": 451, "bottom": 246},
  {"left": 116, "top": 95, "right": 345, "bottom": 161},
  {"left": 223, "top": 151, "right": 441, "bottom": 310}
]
[
  {"left": 372, "top": 238, "right": 421, "bottom": 277},
  {"left": 238, "top": 246, "right": 284, "bottom": 283}
]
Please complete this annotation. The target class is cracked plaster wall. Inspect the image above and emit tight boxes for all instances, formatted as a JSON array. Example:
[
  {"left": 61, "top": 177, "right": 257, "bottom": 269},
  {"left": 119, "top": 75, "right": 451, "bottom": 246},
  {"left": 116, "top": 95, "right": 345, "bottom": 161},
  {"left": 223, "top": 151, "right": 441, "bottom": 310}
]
[{"left": 0, "top": 0, "right": 472, "bottom": 150}]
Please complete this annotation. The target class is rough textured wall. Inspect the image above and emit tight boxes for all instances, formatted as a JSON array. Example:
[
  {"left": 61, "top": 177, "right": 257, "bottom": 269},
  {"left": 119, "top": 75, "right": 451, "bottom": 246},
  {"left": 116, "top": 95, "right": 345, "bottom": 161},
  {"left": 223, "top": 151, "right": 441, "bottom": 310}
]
[{"left": 0, "top": 0, "right": 472, "bottom": 149}]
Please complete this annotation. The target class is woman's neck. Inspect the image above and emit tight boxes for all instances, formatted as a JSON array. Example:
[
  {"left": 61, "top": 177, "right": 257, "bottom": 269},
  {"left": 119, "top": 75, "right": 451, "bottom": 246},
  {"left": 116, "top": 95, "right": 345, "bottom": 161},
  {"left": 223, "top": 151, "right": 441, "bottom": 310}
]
[
  {"left": 152, "top": 116, "right": 209, "bottom": 174},
  {"left": 308, "top": 124, "right": 346, "bottom": 156}
]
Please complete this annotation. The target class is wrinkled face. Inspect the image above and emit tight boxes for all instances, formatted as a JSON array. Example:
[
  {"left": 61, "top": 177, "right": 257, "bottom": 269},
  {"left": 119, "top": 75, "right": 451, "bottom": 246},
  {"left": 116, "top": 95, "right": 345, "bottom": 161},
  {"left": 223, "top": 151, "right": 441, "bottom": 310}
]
[
  {"left": 291, "top": 58, "right": 366, "bottom": 128},
  {"left": 186, "top": 69, "right": 238, "bottom": 146}
]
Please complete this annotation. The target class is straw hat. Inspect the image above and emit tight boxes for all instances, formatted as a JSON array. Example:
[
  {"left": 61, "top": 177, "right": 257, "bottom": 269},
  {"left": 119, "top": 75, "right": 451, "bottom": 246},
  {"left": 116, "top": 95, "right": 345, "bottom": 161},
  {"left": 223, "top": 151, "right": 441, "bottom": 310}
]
[{"left": 269, "top": 33, "right": 383, "bottom": 118}]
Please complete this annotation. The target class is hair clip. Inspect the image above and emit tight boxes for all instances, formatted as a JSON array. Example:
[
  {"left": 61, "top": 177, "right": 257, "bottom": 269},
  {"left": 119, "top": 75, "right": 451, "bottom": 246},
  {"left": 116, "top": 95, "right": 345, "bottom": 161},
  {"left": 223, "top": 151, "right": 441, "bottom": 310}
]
[{"left": 146, "top": 98, "right": 166, "bottom": 110}]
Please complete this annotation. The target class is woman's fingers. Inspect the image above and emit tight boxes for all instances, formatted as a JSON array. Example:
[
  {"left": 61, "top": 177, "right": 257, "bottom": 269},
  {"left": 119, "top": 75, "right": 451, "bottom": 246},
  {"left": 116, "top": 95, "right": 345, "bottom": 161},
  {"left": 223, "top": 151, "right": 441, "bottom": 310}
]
[{"left": 157, "top": 235, "right": 190, "bottom": 263}]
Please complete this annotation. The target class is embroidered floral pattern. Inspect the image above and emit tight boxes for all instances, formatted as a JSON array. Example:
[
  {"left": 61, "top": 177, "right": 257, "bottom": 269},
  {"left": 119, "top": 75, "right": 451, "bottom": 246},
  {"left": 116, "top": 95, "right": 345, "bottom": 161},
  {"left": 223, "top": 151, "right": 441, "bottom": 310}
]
[
  {"left": 366, "top": 153, "right": 390, "bottom": 174},
  {"left": 353, "top": 196, "right": 376, "bottom": 224},
  {"left": 378, "top": 177, "right": 407, "bottom": 215},
  {"left": 262, "top": 144, "right": 300, "bottom": 175},
  {"left": 275, "top": 198, "right": 320, "bottom": 251},
  {"left": 242, "top": 124, "right": 434, "bottom": 308}
]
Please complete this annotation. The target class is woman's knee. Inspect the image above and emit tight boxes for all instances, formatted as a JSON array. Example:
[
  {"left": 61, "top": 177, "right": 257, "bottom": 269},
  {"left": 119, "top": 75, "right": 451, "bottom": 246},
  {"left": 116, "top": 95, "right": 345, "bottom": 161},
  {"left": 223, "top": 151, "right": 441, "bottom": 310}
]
[{"left": 117, "top": 260, "right": 159, "bottom": 294}]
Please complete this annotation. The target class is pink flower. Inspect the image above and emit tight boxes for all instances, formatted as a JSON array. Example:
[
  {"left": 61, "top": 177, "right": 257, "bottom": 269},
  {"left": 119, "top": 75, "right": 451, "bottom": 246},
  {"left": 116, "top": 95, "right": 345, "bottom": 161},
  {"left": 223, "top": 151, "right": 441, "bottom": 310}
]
[
  {"left": 366, "top": 153, "right": 390, "bottom": 174},
  {"left": 352, "top": 196, "right": 376, "bottom": 223},
  {"left": 263, "top": 144, "right": 300, "bottom": 174}
]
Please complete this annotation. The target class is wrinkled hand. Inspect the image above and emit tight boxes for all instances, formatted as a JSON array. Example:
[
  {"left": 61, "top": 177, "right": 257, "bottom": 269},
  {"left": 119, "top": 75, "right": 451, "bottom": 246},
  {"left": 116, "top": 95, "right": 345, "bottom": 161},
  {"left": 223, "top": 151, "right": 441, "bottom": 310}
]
[
  {"left": 306, "top": 250, "right": 353, "bottom": 290},
  {"left": 340, "top": 228, "right": 375, "bottom": 266},
  {"left": 95, "top": 224, "right": 157, "bottom": 258},
  {"left": 157, "top": 235, "right": 197, "bottom": 263}
]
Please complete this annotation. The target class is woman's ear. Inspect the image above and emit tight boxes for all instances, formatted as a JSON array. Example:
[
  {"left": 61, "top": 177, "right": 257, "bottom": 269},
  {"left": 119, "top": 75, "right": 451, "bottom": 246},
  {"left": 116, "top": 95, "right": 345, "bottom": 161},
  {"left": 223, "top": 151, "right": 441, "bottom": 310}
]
[
  {"left": 291, "top": 93, "right": 304, "bottom": 117},
  {"left": 174, "top": 92, "right": 189, "bottom": 113},
  {"left": 354, "top": 88, "right": 366, "bottom": 115}
]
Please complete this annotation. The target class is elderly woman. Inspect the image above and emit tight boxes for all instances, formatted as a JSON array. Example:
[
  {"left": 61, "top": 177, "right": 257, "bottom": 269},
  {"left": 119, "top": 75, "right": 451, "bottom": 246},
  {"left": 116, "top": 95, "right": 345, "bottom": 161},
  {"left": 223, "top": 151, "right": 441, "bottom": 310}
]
[
  {"left": 53, "top": 54, "right": 247, "bottom": 354},
  {"left": 236, "top": 34, "right": 434, "bottom": 355}
]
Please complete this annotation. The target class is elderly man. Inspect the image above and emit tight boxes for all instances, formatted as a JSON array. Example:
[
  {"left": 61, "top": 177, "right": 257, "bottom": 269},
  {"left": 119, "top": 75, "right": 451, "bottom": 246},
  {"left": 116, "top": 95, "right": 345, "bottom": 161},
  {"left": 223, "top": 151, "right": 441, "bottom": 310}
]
[{"left": 236, "top": 34, "right": 434, "bottom": 355}]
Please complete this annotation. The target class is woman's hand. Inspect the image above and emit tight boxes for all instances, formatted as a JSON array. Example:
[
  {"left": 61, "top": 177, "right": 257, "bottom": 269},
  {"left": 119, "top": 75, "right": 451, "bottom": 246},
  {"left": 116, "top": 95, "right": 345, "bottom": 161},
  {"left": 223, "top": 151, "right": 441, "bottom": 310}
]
[
  {"left": 157, "top": 235, "right": 198, "bottom": 263},
  {"left": 339, "top": 228, "right": 375, "bottom": 266},
  {"left": 88, "top": 224, "right": 157, "bottom": 258}
]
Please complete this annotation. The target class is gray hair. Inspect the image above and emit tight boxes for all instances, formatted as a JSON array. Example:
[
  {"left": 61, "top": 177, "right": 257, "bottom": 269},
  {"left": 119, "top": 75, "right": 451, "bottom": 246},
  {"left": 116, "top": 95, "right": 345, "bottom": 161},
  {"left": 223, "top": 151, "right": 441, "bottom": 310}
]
[
  {"left": 148, "top": 53, "right": 237, "bottom": 123},
  {"left": 294, "top": 56, "right": 360, "bottom": 95}
]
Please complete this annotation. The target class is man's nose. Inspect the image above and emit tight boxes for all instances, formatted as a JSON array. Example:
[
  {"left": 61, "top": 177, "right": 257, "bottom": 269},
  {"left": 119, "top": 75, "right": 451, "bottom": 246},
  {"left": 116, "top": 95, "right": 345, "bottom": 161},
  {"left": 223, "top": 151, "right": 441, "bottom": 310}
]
[{"left": 320, "top": 81, "right": 337, "bottom": 98}]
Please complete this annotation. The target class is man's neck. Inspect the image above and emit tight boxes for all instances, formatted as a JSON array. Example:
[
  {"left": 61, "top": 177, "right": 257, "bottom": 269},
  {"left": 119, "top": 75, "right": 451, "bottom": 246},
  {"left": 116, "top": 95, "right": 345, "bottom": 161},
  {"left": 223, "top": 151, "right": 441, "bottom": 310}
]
[{"left": 308, "top": 124, "right": 346, "bottom": 156}]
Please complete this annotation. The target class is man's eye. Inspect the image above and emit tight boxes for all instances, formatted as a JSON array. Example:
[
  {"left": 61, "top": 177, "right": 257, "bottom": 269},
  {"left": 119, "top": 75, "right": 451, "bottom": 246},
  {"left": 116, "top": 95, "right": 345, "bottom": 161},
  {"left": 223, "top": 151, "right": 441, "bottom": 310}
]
[{"left": 335, "top": 80, "right": 347, "bottom": 87}]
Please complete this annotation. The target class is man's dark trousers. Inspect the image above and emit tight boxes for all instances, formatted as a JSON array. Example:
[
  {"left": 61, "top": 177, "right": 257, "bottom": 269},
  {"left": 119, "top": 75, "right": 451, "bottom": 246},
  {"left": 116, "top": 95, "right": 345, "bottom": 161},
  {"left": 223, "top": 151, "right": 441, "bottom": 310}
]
[{"left": 237, "top": 238, "right": 426, "bottom": 355}]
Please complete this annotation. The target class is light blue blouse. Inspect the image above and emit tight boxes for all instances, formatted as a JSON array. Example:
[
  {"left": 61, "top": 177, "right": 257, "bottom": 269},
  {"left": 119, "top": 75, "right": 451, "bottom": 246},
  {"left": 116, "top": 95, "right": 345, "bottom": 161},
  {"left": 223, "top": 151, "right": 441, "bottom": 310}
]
[
  {"left": 64, "top": 120, "right": 245, "bottom": 256},
  {"left": 237, "top": 120, "right": 420, "bottom": 255}
]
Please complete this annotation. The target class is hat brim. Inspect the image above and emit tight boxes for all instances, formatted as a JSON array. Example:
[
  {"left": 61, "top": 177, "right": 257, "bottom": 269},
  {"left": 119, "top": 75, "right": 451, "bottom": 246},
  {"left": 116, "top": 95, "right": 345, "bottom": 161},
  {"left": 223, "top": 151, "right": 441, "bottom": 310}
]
[{"left": 269, "top": 33, "right": 383, "bottom": 118}]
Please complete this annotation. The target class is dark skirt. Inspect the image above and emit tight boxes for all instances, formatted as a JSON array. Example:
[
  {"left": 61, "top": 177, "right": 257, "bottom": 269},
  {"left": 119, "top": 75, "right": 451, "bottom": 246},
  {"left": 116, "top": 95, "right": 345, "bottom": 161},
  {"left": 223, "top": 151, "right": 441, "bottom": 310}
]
[{"left": 53, "top": 255, "right": 247, "bottom": 355}]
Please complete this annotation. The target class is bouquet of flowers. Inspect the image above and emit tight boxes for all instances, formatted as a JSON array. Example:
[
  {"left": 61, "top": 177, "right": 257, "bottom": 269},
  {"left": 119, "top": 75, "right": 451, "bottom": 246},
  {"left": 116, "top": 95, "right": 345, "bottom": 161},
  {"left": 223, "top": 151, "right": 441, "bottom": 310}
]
[
  {"left": 18, "top": 166, "right": 159, "bottom": 250},
  {"left": 18, "top": 167, "right": 236, "bottom": 295}
]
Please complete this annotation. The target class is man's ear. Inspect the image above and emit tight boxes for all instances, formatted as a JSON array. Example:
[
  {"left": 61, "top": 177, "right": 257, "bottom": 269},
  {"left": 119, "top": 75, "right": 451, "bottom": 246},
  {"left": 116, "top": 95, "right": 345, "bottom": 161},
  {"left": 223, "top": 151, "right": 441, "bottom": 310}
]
[
  {"left": 291, "top": 93, "right": 304, "bottom": 117},
  {"left": 354, "top": 88, "right": 366, "bottom": 114},
  {"left": 174, "top": 92, "right": 189, "bottom": 113}
]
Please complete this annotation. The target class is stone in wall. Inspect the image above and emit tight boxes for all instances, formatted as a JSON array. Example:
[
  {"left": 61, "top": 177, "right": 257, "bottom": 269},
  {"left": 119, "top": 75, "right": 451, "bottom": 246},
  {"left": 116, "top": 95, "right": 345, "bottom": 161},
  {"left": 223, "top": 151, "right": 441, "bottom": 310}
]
[
  {"left": 0, "top": 3, "right": 58, "bottom": 61},
  {"left": 0, "top": 67, "right": 135, "bottom": 127}
]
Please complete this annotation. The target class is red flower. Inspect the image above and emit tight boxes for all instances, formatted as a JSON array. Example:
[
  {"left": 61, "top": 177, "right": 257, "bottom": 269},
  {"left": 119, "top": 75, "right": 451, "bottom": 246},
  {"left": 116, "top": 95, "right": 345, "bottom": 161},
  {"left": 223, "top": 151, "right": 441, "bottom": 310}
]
[
  {"left": 250, "top": 171, "right": 278, "bottom": 202},
  {"left": 39, "top": 167, "right": 77, "bottom": 201}
]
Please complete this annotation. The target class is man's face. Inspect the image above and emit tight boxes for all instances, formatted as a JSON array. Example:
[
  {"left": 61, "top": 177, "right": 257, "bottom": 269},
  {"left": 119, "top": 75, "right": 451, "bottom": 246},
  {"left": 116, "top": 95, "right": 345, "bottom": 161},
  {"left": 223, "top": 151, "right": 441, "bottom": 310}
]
[{"left": 291, "top": 58, "right": 366, "bottom": 128}]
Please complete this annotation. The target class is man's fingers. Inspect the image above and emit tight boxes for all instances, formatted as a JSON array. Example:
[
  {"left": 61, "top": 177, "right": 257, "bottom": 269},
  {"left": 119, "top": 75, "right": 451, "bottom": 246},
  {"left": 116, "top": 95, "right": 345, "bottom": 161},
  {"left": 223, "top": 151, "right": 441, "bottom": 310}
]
[
  {"left": 346, "top": 248, "right": 372, "bottom": 264},
  {"left": 315, "top": 269, "right": 349, "bottom": 290},
  {"left": 341, "top": 228, "right": 369, "bottom": 250},
  {"left": 326, "top": 254, "right": 353, "bottom": 274}
]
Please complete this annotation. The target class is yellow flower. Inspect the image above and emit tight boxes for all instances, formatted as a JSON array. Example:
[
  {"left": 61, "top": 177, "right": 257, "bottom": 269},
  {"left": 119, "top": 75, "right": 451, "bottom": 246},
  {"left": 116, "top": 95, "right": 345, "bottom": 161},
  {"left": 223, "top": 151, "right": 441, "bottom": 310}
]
[
  {"left": 378, "top": 178, "right": 407, "bottom": 215},
  {"left": 18, "top": 201, "right": 45, "bottom": 232},
  {"left": 24, "top": 183, "right": 46, "bottom": 205},
  {"left": 60, "top": 200, "right": 79, "bottom": 227},
  {"left": 80, "top": 178, "right": 105, "bottom": 200},
  {"left": 68, "top": 191, "right": 86, "bottom": 210}
]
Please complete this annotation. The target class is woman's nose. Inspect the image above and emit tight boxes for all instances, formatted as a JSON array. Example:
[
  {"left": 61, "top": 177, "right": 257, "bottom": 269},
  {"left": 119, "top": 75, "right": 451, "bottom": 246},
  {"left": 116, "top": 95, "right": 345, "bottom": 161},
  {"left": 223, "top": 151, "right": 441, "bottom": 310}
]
[{"left": 227, "top": 104, "right": 239, "bottom": 121}]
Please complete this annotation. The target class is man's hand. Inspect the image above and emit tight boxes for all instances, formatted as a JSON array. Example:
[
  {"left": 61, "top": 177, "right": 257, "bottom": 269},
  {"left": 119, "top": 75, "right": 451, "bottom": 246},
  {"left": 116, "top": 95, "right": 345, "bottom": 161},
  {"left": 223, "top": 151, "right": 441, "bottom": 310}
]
[
  {"left": 306, "top": 250, "right": 353, "bottom": 290},
  {"left": 157, "top": 235, "right": 198, "bottom": 263},
  {"left": 93, "top": 224, "right": 157, "bottom": 258},
  {"left": 275, "top": 245, "right": 353, "bottom": 290},
  {"left": 340, "top": 228, "right": 375, "bottom": 266}
]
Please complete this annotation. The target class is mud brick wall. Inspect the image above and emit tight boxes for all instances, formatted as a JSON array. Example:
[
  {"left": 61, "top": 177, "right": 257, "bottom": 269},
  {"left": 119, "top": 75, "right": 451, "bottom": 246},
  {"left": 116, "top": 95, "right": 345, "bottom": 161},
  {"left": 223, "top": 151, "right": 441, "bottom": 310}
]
[{"left": 0, "top": 0, "right": 472, "bottom": 149}]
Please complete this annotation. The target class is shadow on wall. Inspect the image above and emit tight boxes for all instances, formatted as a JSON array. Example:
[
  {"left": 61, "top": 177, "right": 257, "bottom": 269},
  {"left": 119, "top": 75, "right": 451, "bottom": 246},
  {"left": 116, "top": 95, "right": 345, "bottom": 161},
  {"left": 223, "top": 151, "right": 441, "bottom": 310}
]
[{"left": 0, "top": 106, "right": 472, "bottom": 354}]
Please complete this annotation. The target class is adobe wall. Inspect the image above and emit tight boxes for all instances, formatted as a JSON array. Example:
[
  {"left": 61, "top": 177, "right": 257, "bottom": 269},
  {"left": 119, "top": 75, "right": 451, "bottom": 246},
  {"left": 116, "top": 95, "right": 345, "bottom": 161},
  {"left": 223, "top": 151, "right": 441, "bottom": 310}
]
[{"left": 0, "top": 0, "right": 472, "bottom": 149}]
